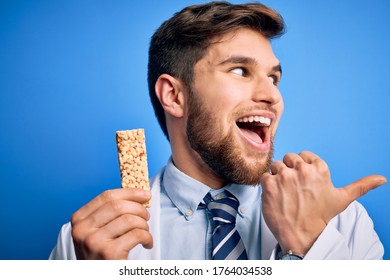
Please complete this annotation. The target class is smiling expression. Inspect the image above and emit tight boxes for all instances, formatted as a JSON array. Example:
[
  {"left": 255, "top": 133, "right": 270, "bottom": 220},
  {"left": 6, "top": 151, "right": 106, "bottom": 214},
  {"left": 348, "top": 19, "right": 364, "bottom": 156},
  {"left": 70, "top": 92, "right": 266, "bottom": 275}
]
[{"left": 185, "top": 28, "right": 284, "bottom": 186}]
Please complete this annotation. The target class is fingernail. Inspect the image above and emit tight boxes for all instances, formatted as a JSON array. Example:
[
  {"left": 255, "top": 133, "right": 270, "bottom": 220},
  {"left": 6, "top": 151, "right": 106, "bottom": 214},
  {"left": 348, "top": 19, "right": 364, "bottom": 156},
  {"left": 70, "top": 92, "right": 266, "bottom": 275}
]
[{"left": 375, "top": 175, "right": 387, "bottom": 185}]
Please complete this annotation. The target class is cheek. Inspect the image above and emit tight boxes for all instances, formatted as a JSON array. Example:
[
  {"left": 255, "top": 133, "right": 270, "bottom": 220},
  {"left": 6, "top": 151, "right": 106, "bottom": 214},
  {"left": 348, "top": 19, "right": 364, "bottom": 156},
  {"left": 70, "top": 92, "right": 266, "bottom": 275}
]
[
  {"left": 272, "top": 100, "right": 284, "bottom": 133},
  {"left": 278, "top": 98, "right": 284, "bottom": 119},
  {"left": 196, "top": 90, "right": 238, "bottom": 122}
]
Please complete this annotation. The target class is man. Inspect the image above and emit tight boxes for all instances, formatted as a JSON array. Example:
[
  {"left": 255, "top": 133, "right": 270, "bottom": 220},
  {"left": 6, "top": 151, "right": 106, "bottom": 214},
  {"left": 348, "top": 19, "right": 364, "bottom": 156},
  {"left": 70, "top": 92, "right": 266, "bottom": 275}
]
[{"left": 50, "top": 1, "right": 386, "bottom": 260}]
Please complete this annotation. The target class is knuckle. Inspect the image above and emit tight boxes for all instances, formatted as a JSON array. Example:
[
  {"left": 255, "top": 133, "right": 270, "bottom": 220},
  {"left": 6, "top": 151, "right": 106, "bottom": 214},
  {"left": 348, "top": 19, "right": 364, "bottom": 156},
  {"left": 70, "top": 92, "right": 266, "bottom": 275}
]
[
  {"left": 100, "top": 189, "right": 116, "bottom": 202},
  {"left": 84, "top": 232, "right": 100, "bottom": 251},
  {"left": 132, "top": 228, "right": 144, "bottom": 240},
  {"left": 71, "top": 223, "right": 85, "bottom": 242},
  {"left": 295, "top": 160, "right": 306, "bottom": 170},
  {"left": 138, "top": 218, "right": 150, "bottom": 231},
  {"left": 119, "top": 213, "right": 135, "bottom": 226},
  {"left": 315, "top": 158, "right": 329, "bottom": 174},
  {"left": 299, "top": 150, "right": 311, "bottom": 156},
  {"left": 108, "top": 200, "right": 125, "bottom": 213},
  {"left": 359, "top": 185, "right": 369, "bottom": 197},
  {"left": 70, "top": 213, "right": 79, "bottom": 226},
  {"left": 132, "top": 228, "right": 150, "bottom": 244},
  {"left": 278, "top": 166, "right": 289, "bottom": 176},
  {"left": 260, "top": 172, "right": 274, "bottom": 185},
  {"left": 296, "top": 165, "right": 311, "bottom": 180},
  {"left": 283, "top": 152, "right": 295, "bottom": 161},
  {"left": 134, "top": 204, "right": 149, "bottom": 220}
]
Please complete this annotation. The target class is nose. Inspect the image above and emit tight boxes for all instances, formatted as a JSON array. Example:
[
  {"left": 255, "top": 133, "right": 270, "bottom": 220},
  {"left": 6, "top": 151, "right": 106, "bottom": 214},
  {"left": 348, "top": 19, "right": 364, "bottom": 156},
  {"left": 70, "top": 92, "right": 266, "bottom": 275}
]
[{"left": 251, "top": 75, "right": 282, "bottom": 106}]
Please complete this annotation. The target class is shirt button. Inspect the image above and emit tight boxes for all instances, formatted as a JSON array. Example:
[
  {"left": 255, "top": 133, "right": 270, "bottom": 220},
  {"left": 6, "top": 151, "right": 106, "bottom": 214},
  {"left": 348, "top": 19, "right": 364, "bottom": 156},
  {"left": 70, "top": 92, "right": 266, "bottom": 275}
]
[
  {"left": 239, "top": 207, "right": 245, "bottom": 214},
  {"left": 186, "top": 209, "right": 193, "bottom": 217}
]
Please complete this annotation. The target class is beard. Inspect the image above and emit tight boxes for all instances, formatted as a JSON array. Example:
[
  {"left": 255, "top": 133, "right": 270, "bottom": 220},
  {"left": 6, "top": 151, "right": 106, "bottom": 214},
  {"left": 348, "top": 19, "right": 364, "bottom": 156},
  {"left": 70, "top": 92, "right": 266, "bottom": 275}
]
[{"left": 186, "top": 89, "right": 274, "bottom": 186}]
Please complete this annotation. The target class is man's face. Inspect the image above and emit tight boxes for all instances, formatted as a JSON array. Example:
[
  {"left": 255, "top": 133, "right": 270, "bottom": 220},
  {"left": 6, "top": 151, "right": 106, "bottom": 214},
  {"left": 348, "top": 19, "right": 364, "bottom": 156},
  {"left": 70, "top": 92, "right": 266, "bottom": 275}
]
[{"left": 186, "top": 28, "right": 284, "bottom": 185}]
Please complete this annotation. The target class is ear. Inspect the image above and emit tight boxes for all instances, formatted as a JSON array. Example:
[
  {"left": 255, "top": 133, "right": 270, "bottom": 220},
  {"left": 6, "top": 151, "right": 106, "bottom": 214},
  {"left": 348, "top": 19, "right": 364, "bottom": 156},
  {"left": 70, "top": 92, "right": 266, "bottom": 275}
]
[{"left": 155, "top": 74, "right": 185, "bottom": 118}]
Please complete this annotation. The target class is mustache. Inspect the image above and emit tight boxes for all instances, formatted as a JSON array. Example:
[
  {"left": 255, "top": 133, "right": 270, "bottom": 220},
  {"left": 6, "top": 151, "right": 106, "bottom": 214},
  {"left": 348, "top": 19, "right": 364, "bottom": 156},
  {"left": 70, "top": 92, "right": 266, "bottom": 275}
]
[{"left": 232, "top": 106, "right": 277, "bottom": 118}]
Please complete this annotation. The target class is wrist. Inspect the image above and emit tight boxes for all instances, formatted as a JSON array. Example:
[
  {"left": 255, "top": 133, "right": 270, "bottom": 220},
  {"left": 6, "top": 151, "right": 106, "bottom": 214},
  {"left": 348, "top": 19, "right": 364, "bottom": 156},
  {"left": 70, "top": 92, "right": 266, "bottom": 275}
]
[
  {"left": 278, "top": 236, "right": 311, "bottom": 258},
  {"left": 276, "top": 244, "right": 305, "bottom": 260}
]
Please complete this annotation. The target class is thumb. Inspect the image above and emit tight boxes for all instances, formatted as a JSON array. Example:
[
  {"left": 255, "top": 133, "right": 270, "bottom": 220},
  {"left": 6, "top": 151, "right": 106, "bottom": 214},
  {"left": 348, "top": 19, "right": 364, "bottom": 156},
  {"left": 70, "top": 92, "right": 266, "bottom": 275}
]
[{"left": 338, "top": 175, "right": 387, "bottom": 207}]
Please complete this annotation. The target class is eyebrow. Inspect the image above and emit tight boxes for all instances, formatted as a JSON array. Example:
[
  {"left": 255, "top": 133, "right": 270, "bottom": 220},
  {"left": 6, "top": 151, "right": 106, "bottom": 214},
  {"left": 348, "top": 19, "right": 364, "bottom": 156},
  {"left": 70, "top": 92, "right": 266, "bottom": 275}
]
[
  {"left": 218, "top": 55, "right": 282, "bottom": 75},
  {"left": 273, "top": 64, "right": 282, "bottom": 76},
  {"left": 218, "top": 56, "right": 257, "bottom": 66}
]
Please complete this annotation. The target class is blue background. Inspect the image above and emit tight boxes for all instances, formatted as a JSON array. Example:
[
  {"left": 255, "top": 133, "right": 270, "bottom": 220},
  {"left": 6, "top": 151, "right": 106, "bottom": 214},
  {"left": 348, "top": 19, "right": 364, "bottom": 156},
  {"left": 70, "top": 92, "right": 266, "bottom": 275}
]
[{"left": 0, "top": 0, "right": 389, "bottom": 259}]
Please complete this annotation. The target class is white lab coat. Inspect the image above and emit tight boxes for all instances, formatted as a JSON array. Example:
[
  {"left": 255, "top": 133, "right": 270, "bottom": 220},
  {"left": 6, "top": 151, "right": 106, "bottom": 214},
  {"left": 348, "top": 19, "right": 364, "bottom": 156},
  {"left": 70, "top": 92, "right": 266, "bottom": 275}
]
[{"left": 49, "top": 169, "right": 384, "bottom": 260}]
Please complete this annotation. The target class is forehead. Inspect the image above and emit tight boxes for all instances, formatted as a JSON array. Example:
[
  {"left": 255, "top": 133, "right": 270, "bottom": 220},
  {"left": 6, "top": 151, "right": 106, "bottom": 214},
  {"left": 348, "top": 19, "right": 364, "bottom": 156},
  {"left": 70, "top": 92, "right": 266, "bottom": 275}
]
[{"left": 200, "top": 28, "right": 278, "bottom": 66}]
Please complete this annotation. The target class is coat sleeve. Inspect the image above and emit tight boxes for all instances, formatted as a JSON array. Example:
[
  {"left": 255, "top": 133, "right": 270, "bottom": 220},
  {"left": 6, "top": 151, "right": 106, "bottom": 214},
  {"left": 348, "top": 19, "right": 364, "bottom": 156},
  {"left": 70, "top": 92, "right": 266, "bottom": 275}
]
[
  {"left": 302, "top": 201, "right": 383, "bottom": 260},
  {"left": 48, "top": 222, "right": 77, "bottom": 260}
]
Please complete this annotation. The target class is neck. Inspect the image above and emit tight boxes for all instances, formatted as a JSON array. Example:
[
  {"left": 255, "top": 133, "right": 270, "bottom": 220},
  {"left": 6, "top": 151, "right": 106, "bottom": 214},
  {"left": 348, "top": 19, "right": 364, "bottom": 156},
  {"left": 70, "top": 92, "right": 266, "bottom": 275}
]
[{"left": 170, "top": 137, "right": 227, "bottom": 190}]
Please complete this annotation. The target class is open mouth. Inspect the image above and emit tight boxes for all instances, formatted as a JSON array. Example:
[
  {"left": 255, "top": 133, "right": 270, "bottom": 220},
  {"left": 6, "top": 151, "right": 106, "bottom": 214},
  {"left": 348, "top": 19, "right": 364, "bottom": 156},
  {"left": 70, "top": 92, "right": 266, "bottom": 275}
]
[{"left": 235, "top": 115, "right": 272, "bottom": 150}]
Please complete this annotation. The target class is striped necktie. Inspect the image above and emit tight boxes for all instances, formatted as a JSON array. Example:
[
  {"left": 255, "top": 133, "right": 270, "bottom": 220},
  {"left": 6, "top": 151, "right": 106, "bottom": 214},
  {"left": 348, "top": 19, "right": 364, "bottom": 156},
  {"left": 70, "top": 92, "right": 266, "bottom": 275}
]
[{"left": 203, "top": 190, "right": 248, "bottom": 260}]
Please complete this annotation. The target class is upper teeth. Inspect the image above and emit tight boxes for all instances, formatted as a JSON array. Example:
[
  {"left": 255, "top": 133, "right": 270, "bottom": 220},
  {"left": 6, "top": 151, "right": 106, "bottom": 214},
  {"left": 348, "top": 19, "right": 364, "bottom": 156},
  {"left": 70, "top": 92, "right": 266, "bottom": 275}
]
[{"left": 237, "top": 116, "right": 271, "bottom": 126}]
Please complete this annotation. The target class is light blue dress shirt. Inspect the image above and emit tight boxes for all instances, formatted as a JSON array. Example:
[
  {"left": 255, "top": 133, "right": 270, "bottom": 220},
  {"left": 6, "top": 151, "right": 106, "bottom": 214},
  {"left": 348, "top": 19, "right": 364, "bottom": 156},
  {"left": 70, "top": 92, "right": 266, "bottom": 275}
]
[
  {"left": 48, "top": 157, "right": 384, "bottom": 260},
  {"left": 159, "top": 159, "right": 262, "bottom": 259}
]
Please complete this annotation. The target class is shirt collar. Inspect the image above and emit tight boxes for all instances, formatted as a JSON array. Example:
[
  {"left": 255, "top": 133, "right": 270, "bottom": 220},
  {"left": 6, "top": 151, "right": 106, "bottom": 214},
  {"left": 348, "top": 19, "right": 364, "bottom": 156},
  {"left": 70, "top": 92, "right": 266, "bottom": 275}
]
[
  {"left": 162, "top": 158, "right": 261, "bottom": 220},
  {"left": 225, "top": 183, "right": 261, "bottom": 218},
  {"left": 162, "top": 158, "right": 211, "bottom": 220}
]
